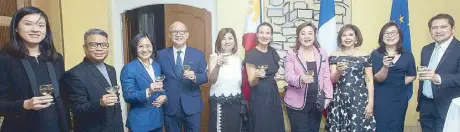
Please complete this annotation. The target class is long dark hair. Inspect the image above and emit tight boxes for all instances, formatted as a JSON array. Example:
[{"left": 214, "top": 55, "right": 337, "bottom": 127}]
[
  {"left": 3, "top": 6, "right": 58, "bottom": 60},
  {"left": 377, "top": 22, "right": 403, "bottom": 54},
  {"left": 130, "top": 32, "right": 156, "bottom": 59},
  {"left": 294, "top": 22, "right": 321, "bottom": 53}
]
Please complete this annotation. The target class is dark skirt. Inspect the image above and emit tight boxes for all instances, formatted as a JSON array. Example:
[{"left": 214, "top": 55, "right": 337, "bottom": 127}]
[{"left": 208, "top": 94, "right": 247, "bottom": 132}]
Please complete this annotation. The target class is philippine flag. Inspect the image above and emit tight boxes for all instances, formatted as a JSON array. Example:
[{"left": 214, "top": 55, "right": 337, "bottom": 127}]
[
  {"left": 241, "top": 0, "right": 262, "bottom": 100},
  {"left": 318, "top": 0, "right": 338, "bottom": 54}
]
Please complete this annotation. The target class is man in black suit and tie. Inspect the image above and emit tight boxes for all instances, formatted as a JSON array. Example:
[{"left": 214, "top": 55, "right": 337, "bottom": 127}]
[
  {"left": 418, "top": 14, "right": 460, "bottom": 132},
  {"left": 63, "top": 29, "right": 123, "bottom": 132}
]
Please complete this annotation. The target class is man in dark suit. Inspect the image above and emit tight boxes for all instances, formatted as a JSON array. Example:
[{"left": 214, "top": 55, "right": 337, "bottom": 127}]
[
  {"left": 63, "top": 29, "right": 123, "bottom": 132},
  {"left": 418, "top": 14, "right": 460, "bottom": 132},
  {"left": 156, "top": 21, "right": 208, "bottom": 132}
]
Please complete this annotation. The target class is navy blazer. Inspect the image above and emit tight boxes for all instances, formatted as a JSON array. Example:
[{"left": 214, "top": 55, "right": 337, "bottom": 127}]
[
  {"left": 63, "top": 58, "right": 124, "bottom": 132},
  {"left": 417, "top": 37, "right": 460, "bottom": 120},
  {"left": 120, "top": 58, "right": 164, "bottom": 131},
  {"left": 156, "top": 46, "right": 208, "bottom": 115}
]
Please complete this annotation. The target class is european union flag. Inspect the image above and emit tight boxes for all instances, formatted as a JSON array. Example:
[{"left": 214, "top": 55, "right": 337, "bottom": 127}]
[{"left": 390, "top": 0, "right": 413, "bottom": 99}]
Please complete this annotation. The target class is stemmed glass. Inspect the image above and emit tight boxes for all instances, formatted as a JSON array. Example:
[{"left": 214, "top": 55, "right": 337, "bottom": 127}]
[
  {"left": 39, "top": 84, "right": 54, "bottom": 104},
  {"left": 105, "top": 85, "right": 120, "bottom": 103},
  {"left": 257, "top": 65, "right": 269, "bottom": 78},
  {"left": 154, "top": 75, "right": 165, "bottom": 92}
]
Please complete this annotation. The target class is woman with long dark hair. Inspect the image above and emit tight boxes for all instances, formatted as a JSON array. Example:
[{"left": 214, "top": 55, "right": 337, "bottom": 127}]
[
  {"left": 371, "top": 22, "right": 416, "bottom": 132},
  {"left": 0, "top": 6, "right": 70, "bottom": 132}
]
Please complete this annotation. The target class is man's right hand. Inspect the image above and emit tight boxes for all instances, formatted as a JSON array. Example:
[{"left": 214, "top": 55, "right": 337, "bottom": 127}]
[
  {"left": 100, "top": 94, "right": 118, "bottom": 107},
  {"left": 23, "top": 95, "right": 53, "bottom": 110}
]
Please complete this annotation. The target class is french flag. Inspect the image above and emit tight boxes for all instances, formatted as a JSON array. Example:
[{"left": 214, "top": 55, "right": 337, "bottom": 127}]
[
  {"left": 241, "top": 0, "right": 262, "bottom": 100},
  {"left": 318, "top": 0, "right": 337, "bottom": 117},
  {"left": 318, "top": 0, "right": 338, "bottom": 54}
]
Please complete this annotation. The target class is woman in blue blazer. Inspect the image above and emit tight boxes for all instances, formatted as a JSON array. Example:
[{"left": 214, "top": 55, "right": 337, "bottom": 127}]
[{"left": 121, "top": 33, "right": 167, "bottom": 132}]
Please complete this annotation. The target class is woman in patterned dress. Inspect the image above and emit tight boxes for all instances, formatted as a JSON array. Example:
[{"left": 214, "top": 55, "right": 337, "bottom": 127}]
[
  {"left": 207, "top": 28, "right": 246, "bottom": 132},
  {"left": 326, "top": 24, "right": 377, "bottom": 132}
]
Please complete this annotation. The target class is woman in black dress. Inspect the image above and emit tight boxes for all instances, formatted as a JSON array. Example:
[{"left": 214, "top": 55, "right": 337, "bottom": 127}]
[
  {"left": 0, "top": 6, "right": 70, "bottom": 132},
  {"left": 371, "top": 22, "right": 416, "bottom": 132},
  {"left": 245, "top": 22, "right": 284, "bottom": 132}
]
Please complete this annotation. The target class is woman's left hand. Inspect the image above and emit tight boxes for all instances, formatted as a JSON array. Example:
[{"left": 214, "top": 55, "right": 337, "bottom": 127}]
[{"left": 364, "top": 103, "right": 374, "bottom": 119}]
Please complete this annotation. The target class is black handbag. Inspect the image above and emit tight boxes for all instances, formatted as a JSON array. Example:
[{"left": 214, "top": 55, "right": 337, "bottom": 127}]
[{"left": 295, "top": 49, "right": 330, "bottom": 112}]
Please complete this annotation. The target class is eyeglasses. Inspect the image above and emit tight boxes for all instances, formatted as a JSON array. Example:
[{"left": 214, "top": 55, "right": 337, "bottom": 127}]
[
  {"left": 383, "top": 31, "right": 399, "bottom": 37},
  {"left": 86, "top": 42, "right": 109, "bottom": 49},
  {"left": 170, "top": 30, "right": 187, "bottom": 35}
]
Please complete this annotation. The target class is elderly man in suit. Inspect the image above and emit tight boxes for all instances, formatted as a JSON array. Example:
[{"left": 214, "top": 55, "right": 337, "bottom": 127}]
[
  {"left": 63, "top": 29, "right": 123, "bottom": 132},
  {"left": 156, "top": 21, "right": 208, "bottom": 132},
  {"left": 418, "top": 13, "right": 460, "bottom": 132}
]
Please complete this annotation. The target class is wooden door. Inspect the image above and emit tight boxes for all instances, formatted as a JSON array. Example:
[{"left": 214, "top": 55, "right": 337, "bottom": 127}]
[{"left": 164, "top": 4, "right": 212, "bottom": 132}]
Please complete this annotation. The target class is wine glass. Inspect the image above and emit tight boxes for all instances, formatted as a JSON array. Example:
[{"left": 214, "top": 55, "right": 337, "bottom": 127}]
[
  {"left": 257, "top": 65, "right": 269, "bottom": 78},
  {"left": 306, "top": 70, "right": 315, "bottom": 83},
  {"left": 338, "top": 61, "right": 350, "bottom": 67},
  {"left": 182, "top": 65, "right": 191, "bottom": 72},
  {"left": 154, "top": 75, "right": 165, "bottom": 91},
  {"left": 417, "top": 66, "right": 430, "bottom": 80},
  {"left": 105, "top": 86, "right": 120, "bottom": 103},
  {"left": 387, "top": 53, "right": 395, "bottom": 67},
  {"left": 39, "top": 84, "right": 54, "bottom": 104}
]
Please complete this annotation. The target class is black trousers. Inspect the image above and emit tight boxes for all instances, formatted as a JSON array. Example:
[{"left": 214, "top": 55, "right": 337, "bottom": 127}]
[
  {"left": 287, "top": 102, "right": 322, "bottom": 132},
  {"left": 419, "top": 95, "right": 445, "bottom": 132}
]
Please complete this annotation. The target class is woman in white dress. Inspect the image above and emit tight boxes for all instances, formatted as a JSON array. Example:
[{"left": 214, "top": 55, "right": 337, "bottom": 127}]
[{"left": 208, "top": 28, "right": 246, "bottom": 132}]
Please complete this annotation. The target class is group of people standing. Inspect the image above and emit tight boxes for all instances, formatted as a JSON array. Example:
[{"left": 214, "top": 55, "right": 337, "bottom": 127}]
[{"left": 0, "top": 6, "right": 459, "bottom": 132}]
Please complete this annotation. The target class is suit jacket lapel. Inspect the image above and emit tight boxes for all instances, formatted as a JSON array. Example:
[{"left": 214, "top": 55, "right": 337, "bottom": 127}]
[
  {"left": 106, "top": 64, "right": 117, "bottom": 86},
  {"left": 436, "top": 38, "right": 458, "bottom": 71},
  {"left": 313, "top": 49, "right": 321, "bottom": 72},
  {"left": 183, "top": 48, "right": 191, "bottom": 67},
  {"left": 83, "top": 59, "right": 111, "bottom": 89},
  {"left": 167, "top": 48, "right": 179, "bottom": 80},
  {"left": 423, "top": 44, "right": 435, "bottom": 67},
  {"left": 297, "top": 52, "right": 308, "bottom": 73},
  {"left": 135, "top": 59, "right": 153, "bottom": 83}
]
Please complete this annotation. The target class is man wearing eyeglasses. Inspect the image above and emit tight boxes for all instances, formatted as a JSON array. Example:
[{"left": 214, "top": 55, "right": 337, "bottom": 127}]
[
  {"left": 156, "top": 21, "right": 208, "bottom": 132},
  {"left": 63, "top": 29, "right": 123, "bottom": 132}
]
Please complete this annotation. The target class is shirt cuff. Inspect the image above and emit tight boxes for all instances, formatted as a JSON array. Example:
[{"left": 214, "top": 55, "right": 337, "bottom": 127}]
[
  {"left": 146, "top": 88, "right": 151, "bottom": 99},
  {"left": 433, "top": 74, "right": 442, "bottom": 85}
]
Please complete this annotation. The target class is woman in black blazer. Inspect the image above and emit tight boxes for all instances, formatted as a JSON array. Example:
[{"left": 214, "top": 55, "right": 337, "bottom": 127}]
[{"left": 0, "top": 6, "right": 70, "bottom": 132}]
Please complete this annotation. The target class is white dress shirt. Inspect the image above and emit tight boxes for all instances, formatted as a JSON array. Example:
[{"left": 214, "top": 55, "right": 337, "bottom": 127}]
[
  {"left": 173, "top": 45, "right": 187, "bottom": 65},
  {"left": 431, "top": 36, "right": 454, "bottom": 84}
]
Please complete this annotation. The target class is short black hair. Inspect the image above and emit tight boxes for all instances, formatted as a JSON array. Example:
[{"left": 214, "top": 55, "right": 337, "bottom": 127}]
[
  {"left": 130, "top": 32, "right": 156, "bottom": 58},
  {"left": 377, "top": 22, "right": 404, "bottom": 54},
  {"left": 84, "top": 28, "right": 108, "bottom": 43},
  {"left": 3, "top": 6, "right": 58, "bottom": 60},
  {"left": 428, "top": 13, "right": 455, "bottom": 28}
]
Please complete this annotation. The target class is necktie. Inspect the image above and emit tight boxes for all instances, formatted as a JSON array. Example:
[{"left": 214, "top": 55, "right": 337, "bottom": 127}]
[
  {"left": 423, "top": 45, "right": 442, "bottom": 98},
  {"left": 176, "top": 51, "right": 183, "bottom": 77}
]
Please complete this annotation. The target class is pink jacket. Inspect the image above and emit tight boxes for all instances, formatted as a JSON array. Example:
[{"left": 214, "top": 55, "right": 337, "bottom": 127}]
[{"left": 283, "top": 48, "right": 333, "bottom": 110}]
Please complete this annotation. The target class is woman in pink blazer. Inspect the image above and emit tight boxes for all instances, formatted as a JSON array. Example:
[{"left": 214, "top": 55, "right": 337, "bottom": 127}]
[{"left": 283, "top": 22, "right": 333, "bottom": 132}]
